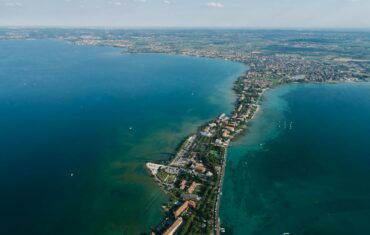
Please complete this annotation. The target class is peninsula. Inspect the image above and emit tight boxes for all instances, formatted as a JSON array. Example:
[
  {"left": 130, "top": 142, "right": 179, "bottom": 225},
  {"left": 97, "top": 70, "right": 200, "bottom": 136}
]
[
  {"left": 49, "top": 29, "right": 370, "bottom": 235},
  {"left": 144, "top": 51, "right": 369, "bottom": 234},
  {"left": 146, "top": 74, "right": 271, "bottom": 234},
  {"left": 2, "top": 29, "right": 369, "bottom": 235}
]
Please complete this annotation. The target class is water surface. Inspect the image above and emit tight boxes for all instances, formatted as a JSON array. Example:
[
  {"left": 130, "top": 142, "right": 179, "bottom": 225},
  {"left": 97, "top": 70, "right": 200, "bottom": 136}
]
[
  {"left": 0, "top": 40, "right": 245, "bottom": 235},
  {"left": 221, "top": 83, "right": 370, "bottom": 235}
]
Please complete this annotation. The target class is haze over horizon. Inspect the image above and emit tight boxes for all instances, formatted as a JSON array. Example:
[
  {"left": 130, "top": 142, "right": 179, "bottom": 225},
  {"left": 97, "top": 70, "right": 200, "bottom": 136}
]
[{"left": 1, "top": 0, "right": 370, "bottom": 28}]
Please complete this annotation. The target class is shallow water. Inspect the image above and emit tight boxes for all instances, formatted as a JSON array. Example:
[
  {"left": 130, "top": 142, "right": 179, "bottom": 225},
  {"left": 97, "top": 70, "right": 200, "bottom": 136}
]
[{"left": 221, "top": 83, "right": 370, "bottom": 235}]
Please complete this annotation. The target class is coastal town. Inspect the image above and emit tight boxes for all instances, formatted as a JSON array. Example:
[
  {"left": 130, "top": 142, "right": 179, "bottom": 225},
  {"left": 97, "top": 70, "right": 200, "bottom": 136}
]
[
  {"left": 110, "top": 31, "right": 370, "bottom": 235},
  {"left": 2, "top": 29, "right": 369, "bottom": 234},
  {"left": 143, "top": 48, "right": 369, "bottom": 234},
  {"left": 146, "top": 75, "right": 272, "bottom": 235}
]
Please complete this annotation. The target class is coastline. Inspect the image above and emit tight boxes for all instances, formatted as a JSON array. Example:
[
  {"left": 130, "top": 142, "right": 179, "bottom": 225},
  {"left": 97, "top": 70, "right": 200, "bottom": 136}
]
[
  {"left": 65, "top": 38, "right": 369, "bottom": 234},
  {"left": 215, "top": 93, "right": 264, "bottom": 235},
  {"left": 209, "top": 91, "right": 265, "bottom": 235},
  {"left": 146, "top": 65, "right": 271, "bottom": 234},
  {"left": 145, "top": 67, "right": 367, "bottom": 235},
  {"left": 218, "top": 82, "right": 370, "bottom": 235},
  {"left": 1, "top": 31, "right": 370, "bottom": 235},
  {"left": 70, "top": 39, "right": 368, "bottom": 235}
]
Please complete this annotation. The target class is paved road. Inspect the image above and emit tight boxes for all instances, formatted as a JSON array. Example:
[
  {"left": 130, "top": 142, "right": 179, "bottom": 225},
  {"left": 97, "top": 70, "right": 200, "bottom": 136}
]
[{"left": 214, "top": 150, "right": 227, "bottom": 235}]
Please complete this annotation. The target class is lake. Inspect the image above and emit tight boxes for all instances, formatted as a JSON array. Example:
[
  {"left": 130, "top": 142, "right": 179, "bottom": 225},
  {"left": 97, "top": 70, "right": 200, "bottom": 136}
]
[
  {"left": 221, "top": 83, "right": 370, "bottom": 235},
  {"left": 0, "top": 39, "right": 245, "bottom": 235}
]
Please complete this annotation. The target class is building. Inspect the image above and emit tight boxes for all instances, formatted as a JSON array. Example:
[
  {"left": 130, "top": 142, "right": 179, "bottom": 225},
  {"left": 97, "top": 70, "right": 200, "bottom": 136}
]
[
  {"left": 188, "top": 200, "right": 196, "bottom": 208},
  {"left": 173, "top": 200, "right": 197, "bottom": 218},
  {"left": 163, "top": 217, "right": 183, "bottom": 235},
  {"left": 165, "top": 166, "right": 179, "bottom": 175},
  {"left": 218, "top": 113, "right": 226, "bottom": 119},
  {"left": 181, "top": 193, "right": 201, "bottom": 201},
  {"left": 188, "top": 181, "right": 198, "bottom": 194},
  {"left": 222, "top": 130, "right": 230, "bottom": 138},
  {"left": 215, "top": 139, "right": 223, "bottom": 146},
  {"left": 174, "top": 201, "right": 189, "bottom": 218},
  {"left": 200, "top": 131, "right": 213, "bottom": 137},
  {"left": 195, "top": 163, "right": 207, "bottom": 174},
  {"left": 226, "top": 125, "right": 235, "bottom": 132},
  {"left": 180, "top": 180, "right": 187, "bottom": 190},
  {"left": 206, "top": 171, "right": 214, "bottom": 177},
  {"left": 209, "top": 123, "right": 217, "bottom": 128},
  {"left": 237, "top": 104, "right": 243, "bottom": 112}
]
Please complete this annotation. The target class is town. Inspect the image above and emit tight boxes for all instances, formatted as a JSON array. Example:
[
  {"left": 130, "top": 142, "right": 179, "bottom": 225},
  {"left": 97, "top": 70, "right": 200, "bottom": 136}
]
[
  {"left": 144, "top": 50, "right": 369, "bottom": 234},
  {"left": 146, "top": 75, "right": 272, "bottom": 235}
]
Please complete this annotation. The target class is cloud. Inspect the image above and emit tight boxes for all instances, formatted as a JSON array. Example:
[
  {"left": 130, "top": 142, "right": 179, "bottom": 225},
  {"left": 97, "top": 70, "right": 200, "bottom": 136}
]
[
  {"left": 5, "top": 2, "right": 23, "bottom": 7},
  {"left": 163, "top": 0, "right": 171, "bottom": 4},
  {"left": 109, "top": 1, "right": 122, "bottom": 6},
  {"left": 205, "top": 2, "right": 224, "bottom": 8}
]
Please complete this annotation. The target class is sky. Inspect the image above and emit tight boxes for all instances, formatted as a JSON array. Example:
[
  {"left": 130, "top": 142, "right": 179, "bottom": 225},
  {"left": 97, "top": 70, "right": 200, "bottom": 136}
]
[{"left": 0, "top": 0, "right": 370, "bottom": 28}]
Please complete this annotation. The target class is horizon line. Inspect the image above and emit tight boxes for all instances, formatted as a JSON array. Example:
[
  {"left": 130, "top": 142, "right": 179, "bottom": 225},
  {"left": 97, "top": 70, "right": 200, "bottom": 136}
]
[{"left": 1, "top": 25, "right": 370, "bottom": 32}]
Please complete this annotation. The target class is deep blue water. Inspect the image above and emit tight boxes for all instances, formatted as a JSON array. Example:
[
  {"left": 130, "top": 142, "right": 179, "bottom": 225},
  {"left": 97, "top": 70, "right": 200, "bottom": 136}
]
[
  {"left": 0, "top": 40, "right": 245, "bottom": 235},
  {"left": 221, "top": 83, "right": 370, "bottom": 235}
]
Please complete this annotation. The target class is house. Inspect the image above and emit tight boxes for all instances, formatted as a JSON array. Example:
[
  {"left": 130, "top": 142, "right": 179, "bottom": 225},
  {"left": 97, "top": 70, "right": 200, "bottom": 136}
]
[
  {"left": 215, "top": 139, "right": 224, "bottom": 146},
  {"left": 218, "top": 113, "right": 226, "bottom": 119},
  {"left": 237, "top": 104, "right": 243, "bottom": 112},
  {"left": 201, "top": 131, "right": 213, "bottom": 137},
  {"left": 209, "top": 123, "right": 217, "bottom": 128},
  {"left": 206, "top": 171, "right": 214, "bottom": 177},
  {"left": 222, "top": 130, "right": 230, "bottom": 138},
  {"left": 226, "top": 125, "right": 235, "bottom": 132}
]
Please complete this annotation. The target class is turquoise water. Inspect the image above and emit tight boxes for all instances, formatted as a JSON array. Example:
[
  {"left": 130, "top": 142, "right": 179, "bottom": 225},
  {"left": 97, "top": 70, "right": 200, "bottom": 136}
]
[
  {"left": 220, "top": 83, "right": 370, "bottom": 235},
  {"left": 0, "top": 40, "right": 245, "bottom": 235}
]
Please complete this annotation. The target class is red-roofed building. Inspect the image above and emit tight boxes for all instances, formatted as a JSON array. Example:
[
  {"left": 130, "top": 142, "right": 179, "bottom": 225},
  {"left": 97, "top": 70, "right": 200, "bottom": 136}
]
[{"left": 163, "top": 217, "right": 183, "bottom": 235}]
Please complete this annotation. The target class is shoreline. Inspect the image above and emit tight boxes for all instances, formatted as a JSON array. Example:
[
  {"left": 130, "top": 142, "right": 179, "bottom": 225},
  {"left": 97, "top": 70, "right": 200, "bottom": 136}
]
[
  {"left": 65, "top": 38, "right": 369, "bottom": 234},
  {"left": 0, "top": 35, "right": 369, "bottom": 235},
  {"left": 68, "top": 39, "right": 368, "bottom": 235},
  {"left": 215, "top": 90, "right": 265, "bottom": 235},
  {"left": 145, "top": 70, "right": 367, "bottom": 235},
  {"left": 146, "top": 65, "right": 272, "bottom": 234}
]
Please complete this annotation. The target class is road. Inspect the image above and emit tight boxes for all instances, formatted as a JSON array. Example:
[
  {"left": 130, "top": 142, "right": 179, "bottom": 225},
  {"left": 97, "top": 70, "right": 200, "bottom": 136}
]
[{"left": 214, "top": 150, "right": 227, "bottom": 235}]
